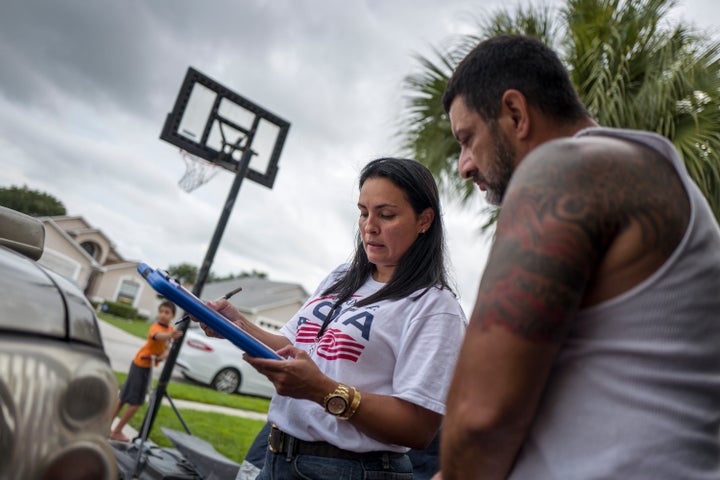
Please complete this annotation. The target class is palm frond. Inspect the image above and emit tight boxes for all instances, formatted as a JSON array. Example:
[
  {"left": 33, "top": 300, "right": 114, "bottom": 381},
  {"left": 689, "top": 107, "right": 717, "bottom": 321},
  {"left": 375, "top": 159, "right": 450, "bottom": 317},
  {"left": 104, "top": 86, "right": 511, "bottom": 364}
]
[{"left": 398, "top": 0, "right": 720, "bottom": 226}]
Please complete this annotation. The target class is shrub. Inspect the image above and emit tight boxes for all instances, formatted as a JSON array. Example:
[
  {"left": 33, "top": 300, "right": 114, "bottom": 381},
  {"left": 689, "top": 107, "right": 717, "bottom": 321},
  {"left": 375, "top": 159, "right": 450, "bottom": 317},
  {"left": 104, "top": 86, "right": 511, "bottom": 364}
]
[{"left": 101, "top": 300, "right": 138, "bottom": 320}]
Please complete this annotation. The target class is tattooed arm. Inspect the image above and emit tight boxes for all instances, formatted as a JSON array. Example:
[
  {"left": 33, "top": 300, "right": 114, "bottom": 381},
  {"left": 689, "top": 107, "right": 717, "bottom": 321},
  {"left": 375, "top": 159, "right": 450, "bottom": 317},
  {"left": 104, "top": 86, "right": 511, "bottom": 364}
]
[{"left": 439, "top": 136, "right": 689, "bottom": 479}]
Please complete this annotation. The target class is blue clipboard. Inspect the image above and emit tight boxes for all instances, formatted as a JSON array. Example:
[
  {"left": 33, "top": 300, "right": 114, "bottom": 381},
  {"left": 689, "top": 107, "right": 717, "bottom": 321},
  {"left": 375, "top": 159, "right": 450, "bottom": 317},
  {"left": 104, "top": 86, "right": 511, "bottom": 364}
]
[{"left": 137, "top": 263, "right": 281, "bottom": 360}]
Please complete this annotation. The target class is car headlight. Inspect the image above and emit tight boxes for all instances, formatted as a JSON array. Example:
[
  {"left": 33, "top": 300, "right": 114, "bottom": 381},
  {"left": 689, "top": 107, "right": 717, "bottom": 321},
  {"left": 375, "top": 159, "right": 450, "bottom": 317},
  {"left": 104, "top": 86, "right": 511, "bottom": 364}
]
[
  {"left": 0, "top": 338, "right": 118, "bottom": 479},
  {"left": 60, "top": 366, "right": 114, "bottom": 431}
]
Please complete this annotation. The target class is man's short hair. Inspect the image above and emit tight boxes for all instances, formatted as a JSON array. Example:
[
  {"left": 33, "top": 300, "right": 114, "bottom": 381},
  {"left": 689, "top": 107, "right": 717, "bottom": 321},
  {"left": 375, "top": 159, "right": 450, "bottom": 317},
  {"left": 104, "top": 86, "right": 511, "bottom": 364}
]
[{"left": 442, "top": 34, "right": 588, "bottom": 123}]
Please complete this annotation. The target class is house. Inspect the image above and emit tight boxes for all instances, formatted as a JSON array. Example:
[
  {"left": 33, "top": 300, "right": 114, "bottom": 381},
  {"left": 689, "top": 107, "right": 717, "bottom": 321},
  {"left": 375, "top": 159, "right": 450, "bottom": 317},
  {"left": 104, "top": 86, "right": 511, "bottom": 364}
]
[
  {"left": 36, "top": 215, "right": 309, "bottom": 326},
  {"left": 37, "top": 215, "right": 158, "bottom": 317},
  {"left": 201, "top": 278, "right": 309, "bottom": 331}
]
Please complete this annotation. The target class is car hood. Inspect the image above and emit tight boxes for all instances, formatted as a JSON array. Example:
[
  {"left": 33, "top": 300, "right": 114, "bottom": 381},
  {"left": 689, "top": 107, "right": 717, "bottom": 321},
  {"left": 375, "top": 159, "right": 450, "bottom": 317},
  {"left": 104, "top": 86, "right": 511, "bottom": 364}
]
[{"left": 0, "top": 245, "right": 104, "bottom": 348}]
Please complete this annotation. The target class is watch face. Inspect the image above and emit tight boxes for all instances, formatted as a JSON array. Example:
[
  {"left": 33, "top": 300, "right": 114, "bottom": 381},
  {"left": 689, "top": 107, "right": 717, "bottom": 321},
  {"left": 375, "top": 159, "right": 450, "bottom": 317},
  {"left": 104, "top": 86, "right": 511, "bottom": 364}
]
[{"left": 327, "top": 396, "right": 348, "bottom": 415}]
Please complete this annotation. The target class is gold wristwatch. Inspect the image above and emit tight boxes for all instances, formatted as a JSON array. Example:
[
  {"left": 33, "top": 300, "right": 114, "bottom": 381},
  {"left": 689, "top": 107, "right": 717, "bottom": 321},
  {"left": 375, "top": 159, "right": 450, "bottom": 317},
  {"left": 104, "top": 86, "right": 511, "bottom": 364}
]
[{"left": 323, "top": 383, "right": 353, "bottom": 418}]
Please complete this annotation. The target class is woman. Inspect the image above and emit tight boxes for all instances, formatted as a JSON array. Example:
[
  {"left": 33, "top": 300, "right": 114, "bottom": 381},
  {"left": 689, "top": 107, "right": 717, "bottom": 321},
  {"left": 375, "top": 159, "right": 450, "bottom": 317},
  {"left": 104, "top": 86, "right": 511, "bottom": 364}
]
[{"left": 205, "top": 157, "right": 466, "bottom": 479}]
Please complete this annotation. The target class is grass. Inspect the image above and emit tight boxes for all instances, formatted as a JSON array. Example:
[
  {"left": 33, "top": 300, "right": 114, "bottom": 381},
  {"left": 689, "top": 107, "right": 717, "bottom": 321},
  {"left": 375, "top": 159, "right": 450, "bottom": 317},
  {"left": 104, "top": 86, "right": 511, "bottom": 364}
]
[
  {"left": 103, "top": 313, "right": 269, "bottom": 463},
  {"left": 101, "top": 313, "right": 156, "bottom": 338}
]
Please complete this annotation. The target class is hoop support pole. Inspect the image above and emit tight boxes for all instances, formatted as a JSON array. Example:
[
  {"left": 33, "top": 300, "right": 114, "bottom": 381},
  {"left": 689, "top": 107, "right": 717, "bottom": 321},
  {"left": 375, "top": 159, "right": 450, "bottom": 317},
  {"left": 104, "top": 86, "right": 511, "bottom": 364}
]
[{"left": 137, "top": 137, "right": 255, "bottom": 440}]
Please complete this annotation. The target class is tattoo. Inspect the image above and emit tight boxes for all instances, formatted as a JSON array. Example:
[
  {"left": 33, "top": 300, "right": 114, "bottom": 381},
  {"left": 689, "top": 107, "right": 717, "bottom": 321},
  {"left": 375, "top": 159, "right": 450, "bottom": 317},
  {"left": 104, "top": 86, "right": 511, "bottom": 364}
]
[{"left": 474, "top": 138, "right": 689, "bottom": 342}]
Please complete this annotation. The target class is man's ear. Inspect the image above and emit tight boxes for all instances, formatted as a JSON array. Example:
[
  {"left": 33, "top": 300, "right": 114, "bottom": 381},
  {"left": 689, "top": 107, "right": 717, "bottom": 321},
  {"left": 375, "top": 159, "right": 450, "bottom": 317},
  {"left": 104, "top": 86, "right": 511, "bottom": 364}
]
[{"left": 500, "top": 89, "right": 530, "bottom": 140}]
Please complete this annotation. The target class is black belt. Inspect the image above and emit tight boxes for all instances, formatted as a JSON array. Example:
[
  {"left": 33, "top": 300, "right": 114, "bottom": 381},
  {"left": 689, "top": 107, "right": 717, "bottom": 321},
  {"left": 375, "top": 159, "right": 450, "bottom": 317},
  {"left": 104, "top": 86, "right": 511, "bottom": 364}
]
[{"left": 268, "top": 425, "right": 405, "bottom": 461}]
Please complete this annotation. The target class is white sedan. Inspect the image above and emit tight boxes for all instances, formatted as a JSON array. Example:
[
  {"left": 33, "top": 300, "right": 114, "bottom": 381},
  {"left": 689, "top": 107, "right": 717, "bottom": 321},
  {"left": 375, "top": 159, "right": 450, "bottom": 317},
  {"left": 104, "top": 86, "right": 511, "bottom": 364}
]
[{"left": 176, "top": 325, "right": 276, "bottom": 398}]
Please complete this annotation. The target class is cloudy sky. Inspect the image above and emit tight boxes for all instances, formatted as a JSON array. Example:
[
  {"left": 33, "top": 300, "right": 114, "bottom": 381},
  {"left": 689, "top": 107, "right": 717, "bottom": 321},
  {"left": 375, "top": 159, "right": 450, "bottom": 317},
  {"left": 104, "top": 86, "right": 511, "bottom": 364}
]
[{"left": 2, "top": 0, "right": 718, "bottom": 314}]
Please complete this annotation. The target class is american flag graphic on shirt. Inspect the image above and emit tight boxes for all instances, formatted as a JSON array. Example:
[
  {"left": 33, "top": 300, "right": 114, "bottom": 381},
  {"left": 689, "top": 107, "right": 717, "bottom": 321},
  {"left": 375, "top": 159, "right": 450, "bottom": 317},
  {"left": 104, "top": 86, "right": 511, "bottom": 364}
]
[{"left": 296, "top": 320, "right": 366, "bottom": 362}]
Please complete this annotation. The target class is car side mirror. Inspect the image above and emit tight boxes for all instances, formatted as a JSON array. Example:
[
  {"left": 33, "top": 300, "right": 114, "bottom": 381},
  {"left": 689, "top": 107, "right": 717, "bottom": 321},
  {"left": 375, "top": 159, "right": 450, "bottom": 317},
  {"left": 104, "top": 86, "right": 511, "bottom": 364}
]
[{"left": 0, "top": 206, "right": 45, "bottom": 260}]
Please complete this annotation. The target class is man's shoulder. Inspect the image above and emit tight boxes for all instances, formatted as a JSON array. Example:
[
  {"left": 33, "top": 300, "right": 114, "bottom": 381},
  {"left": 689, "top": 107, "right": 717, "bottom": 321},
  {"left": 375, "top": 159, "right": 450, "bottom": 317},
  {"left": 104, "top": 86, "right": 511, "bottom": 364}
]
[
  {"left": 530, "top": 133, "right": 655, "bottom": 167},
  {"left": 500, "top": 129, "right": 689, "bottom": 307},
  {"left": 515, "top": 132, "right": 671, "bottom": 199},
  {"left": 503, "top": 126, "right": 686, "bottom": 238}
]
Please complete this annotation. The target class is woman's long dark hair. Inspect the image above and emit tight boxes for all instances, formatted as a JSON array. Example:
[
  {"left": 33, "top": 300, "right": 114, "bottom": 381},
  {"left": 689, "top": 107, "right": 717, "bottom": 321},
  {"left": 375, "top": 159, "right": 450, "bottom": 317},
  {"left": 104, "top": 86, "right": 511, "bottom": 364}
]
[{"left": 321, "top": 157, "right": 453, "bottom": 315}]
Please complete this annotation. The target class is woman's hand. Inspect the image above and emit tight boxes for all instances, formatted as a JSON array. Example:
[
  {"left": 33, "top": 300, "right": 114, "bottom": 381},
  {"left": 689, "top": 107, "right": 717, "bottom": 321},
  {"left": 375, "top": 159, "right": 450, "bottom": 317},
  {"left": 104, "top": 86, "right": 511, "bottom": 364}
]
[
  {"left": 244, "top": 345, "right": 336, "bottom": 404},
  {"left": 194, "top": 298, "right": 249, "bottom": 338},
  {"left": 248, "top": 345, "right": 442, "bottom": 449},
  {"left": 194, "top": 298, "right": 292, "bottom": 351}
]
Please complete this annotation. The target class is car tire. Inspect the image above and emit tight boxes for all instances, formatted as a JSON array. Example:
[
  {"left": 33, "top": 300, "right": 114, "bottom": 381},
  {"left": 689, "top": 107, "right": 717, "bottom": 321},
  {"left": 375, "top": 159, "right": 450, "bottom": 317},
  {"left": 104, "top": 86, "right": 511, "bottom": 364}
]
[{"left": 211, "top": 368, "right": 241, "bottom": 394}]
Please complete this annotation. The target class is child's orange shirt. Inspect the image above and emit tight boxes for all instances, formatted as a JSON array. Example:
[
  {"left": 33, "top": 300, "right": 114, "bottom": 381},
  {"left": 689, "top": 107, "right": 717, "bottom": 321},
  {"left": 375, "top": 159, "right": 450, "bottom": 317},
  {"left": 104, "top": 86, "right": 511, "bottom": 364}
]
[{"left": 132, "top": 322, "right": 173, "bottom": 368}]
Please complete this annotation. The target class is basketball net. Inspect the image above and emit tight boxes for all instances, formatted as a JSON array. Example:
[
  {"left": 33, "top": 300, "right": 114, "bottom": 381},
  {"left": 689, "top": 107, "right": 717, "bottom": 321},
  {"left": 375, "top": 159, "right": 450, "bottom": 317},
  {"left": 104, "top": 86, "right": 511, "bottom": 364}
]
[{"left": 178, "top": 150, "right": 220, "bottom": 193}]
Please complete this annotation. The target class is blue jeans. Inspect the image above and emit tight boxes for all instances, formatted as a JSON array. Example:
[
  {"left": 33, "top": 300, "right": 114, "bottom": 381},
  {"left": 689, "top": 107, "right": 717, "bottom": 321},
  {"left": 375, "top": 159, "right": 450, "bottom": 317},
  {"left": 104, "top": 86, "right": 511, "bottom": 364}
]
[{"left": 256, "top": 447, "right": 413, "bottom": 480}]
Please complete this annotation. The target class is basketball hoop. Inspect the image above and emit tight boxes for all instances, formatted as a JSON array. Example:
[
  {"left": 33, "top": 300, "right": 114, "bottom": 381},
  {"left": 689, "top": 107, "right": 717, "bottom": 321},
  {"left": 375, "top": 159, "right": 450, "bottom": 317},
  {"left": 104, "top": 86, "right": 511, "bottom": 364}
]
[{"left": 178, "top": 150, "right": 219, "bottom": 193}]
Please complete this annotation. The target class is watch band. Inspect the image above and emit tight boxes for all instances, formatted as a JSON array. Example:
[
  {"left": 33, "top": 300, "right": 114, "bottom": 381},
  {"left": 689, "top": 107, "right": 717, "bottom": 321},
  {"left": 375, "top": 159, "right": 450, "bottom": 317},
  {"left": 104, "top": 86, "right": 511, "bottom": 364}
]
[{"left": 340, "top": 386, "right": 361, "bottom": 421}]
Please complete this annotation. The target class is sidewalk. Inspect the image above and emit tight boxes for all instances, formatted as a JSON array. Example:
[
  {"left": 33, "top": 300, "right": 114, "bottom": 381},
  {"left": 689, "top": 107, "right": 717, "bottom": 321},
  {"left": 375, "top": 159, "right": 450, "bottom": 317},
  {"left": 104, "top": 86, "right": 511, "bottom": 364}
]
[{"left": 171, "top": 398, "right": 267, "bottom": 421}]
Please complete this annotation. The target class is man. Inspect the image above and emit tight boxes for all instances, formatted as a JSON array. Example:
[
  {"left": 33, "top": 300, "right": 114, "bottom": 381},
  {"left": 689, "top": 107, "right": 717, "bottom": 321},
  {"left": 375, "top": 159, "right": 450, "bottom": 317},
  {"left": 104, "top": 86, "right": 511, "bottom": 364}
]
[{"left": 437, "top": 34, "right": 720, "bottom": 479}]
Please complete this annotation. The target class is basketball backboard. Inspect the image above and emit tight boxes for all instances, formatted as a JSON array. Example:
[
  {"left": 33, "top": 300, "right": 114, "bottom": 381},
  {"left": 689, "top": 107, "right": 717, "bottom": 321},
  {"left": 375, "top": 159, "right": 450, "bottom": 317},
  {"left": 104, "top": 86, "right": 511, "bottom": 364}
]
[{"left": 160, "top": 67, "right": 290, "bottom": 189}]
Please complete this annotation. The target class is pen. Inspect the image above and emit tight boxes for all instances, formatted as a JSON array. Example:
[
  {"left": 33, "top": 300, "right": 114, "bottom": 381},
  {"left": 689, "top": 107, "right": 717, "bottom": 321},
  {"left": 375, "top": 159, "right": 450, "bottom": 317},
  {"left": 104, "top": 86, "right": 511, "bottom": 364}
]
[
  {"left": 174, "top": 286, "right": 243, "bottom": 325},
  {"left": 221, "top": 286, "right": 244, "bottom": 300}
]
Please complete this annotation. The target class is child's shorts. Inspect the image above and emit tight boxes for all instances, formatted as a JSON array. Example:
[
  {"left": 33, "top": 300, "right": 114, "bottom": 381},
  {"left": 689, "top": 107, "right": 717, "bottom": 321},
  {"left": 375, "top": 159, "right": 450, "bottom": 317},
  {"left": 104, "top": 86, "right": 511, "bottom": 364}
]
[{"left": 119, "top": 363, "right": 151, "bottom": 405}]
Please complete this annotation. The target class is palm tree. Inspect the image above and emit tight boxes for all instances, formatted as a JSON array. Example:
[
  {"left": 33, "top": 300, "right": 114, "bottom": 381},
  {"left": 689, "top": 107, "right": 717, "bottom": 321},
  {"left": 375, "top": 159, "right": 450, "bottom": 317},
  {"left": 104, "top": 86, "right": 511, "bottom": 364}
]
[{"left": 399, "top": 0, "right": 720, "bottom": 223}]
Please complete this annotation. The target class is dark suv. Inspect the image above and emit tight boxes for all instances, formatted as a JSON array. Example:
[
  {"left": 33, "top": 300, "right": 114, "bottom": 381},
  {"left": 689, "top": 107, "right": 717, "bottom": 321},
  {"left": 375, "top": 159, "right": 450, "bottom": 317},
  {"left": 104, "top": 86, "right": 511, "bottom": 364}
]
[{"left": 0, "top": 206, "right": 118, "bottom": 480}]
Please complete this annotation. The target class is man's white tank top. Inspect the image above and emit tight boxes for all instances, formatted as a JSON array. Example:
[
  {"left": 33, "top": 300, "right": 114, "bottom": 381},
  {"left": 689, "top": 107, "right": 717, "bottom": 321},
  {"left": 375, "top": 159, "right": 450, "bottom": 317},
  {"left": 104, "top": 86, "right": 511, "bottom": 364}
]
[{"left": 509, "top": 128, "right": 720, "bottom": 479}]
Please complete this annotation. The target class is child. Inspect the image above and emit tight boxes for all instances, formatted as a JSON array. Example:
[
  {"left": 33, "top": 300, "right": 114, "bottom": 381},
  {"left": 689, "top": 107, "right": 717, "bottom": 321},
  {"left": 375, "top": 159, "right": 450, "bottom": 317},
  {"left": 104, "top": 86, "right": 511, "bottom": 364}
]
[{"left": 109, "top": 300, "right": 183, "bottom": 442}]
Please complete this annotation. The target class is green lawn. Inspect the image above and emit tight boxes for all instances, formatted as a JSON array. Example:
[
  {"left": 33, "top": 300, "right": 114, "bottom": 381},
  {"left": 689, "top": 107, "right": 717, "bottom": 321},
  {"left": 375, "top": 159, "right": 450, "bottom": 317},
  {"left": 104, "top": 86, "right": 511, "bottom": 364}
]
[
  {"left": 103, "top": 313, "right": 269, "bottom": 463},
  {"left": 121, "top": 402, "right": 266, "bottom": 464},
  {"left": 102, "top": 313, "right": 154, "bottom": 339}
]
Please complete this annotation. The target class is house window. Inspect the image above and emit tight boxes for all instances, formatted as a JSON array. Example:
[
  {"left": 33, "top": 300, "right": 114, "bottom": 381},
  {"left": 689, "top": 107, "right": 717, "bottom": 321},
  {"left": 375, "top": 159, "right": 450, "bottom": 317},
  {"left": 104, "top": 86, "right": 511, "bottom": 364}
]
[
  {"left": 117, "top": 280, "right": 140, "bottom": 305},
  {"left": 80, "top": 241, "right": 101, "bottom": 260}
]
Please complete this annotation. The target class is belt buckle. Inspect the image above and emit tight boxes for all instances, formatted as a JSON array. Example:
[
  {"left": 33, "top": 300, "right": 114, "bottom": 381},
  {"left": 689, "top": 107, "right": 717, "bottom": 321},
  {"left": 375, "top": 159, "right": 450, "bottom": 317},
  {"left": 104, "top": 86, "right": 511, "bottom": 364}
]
[{"left": 268, "top": 425, "right": 284, "bottom": 454}]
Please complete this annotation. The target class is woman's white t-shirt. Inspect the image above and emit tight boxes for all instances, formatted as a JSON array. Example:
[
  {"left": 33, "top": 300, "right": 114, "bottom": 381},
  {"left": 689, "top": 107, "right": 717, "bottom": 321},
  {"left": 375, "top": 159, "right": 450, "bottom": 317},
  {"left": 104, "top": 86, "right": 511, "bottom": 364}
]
[{"left": 267, "top": 265, "right": 467, "bottom": 453}]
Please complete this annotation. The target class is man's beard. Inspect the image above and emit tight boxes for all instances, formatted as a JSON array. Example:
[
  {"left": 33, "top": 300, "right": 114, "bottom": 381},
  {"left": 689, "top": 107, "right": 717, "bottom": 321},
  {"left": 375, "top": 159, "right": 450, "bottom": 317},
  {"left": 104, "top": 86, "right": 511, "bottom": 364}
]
[{"left": 483, "top": 127, "right": 515, "bottom": 206}]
